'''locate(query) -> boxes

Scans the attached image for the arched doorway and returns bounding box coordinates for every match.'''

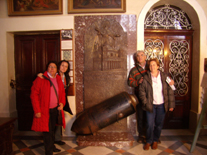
[144,4,193,128]
[137,0,207,131]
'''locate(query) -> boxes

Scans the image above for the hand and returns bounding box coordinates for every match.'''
[58,103,63,110]
[37,73,43,79]
[169,78,174,85]
[35,112,41,118]
[169,108,174,111]
[139,77,144,84]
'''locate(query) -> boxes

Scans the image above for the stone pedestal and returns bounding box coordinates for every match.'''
[77,132,134,147]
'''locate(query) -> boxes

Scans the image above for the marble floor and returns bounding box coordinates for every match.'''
[12,129,207,155]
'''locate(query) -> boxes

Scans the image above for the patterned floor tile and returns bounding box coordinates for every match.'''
[183,143,202,155]
[64,140,78,148]
[13,140,28,149]
[127,144,163,155]
[13,143,20,152]
[195,146,207,155]
[175,143,192,154]
[66,148,77,153]
[14,152,24,155]
[78,146,114,155]
[19,147,30,152]
[12,131,207,155]
[115,149,126,153]
[30,146,45,155]
[164,148,174,153]
[168,141,184,150]
[21,139,43,147]
[107,152,122,155]
[159,141,178,148]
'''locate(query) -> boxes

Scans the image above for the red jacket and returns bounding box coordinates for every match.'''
[30,71,66,132]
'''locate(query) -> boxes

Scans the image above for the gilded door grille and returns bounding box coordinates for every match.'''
[144,39,164,71]
[144,4,192,30]
[169,40,189,96]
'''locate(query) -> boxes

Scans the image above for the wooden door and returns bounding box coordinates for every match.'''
[15,33,60,130]
[144,30,193,129]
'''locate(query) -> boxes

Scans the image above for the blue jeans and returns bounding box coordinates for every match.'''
[146,104,166,144]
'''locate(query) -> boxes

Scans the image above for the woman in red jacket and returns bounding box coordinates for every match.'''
[30,61,65,155]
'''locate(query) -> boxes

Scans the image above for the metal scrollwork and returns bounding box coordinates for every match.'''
[144,4,192,30]
[144,39,164,71]
[169,40,189,96]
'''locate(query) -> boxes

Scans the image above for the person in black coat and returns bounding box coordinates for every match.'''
[54,60,73,146]
[57,60,73,114]
[139,58,175,150]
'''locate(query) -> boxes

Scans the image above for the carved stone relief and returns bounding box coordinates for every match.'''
[84,18,128,132]
[85,19,127,72]
[75,15,137,135]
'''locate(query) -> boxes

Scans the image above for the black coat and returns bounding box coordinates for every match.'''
[138,71,175,113]
[63,75,73,115]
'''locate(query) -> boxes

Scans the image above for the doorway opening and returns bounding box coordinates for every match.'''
[14,31,60,130]
[144,4,194,129]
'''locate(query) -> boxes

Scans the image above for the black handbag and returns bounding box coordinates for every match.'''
[42,75,63,126]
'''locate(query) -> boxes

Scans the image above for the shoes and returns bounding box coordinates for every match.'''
[144,143,151,150]
[152,141,158,150]
[53,147,61,152]
[54,140,66,145]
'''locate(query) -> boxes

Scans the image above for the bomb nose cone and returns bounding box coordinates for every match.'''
[71,122,77,133]
[71,92,138,135]
[71,112,92,135]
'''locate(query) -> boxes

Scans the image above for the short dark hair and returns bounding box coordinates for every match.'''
[46,61,58,71]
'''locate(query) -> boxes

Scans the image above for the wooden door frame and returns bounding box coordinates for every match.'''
[14,31,61,130]
[144,29,194,128]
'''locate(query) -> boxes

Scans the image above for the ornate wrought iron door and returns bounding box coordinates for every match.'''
[145,30,193,128]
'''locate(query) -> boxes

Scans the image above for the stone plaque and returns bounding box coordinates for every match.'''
[84,18,128,132]
[75,15,137,136]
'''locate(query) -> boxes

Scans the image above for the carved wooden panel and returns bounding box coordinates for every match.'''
[15,34,60,130]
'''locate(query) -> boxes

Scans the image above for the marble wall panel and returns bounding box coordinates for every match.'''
[75,15,137,135]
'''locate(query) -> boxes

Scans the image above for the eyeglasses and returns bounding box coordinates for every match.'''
[48,66,57,69]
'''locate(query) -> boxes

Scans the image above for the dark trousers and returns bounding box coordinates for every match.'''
[136,102,146,137]
[146,104,165,144]
[43,107,58,155]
